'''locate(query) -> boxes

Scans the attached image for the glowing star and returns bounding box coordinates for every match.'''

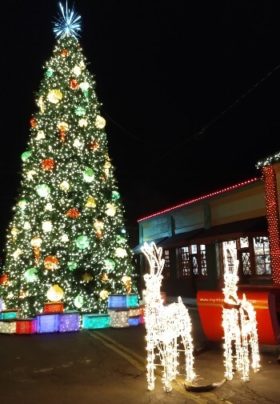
[59,181,70,192]
[141,242,196,392]
[53,1,81,38]
[105,203,116,217]
[36,130,45,141]
[61,234,69,243]
[73,138,84,148]
[72,65,81,76]
[12,248,22,259]
[45,203,54,211]
[78,118,88,127]
[115,247,127,258]
[79,82,90,91]
[42,221,53,233]
[222,243,260,382]
[23,222,31,230]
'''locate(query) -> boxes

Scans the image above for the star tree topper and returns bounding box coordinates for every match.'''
[53,1,81,38]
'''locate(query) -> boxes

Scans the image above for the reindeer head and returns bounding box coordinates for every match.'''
[223,243,239,302]
[141,242,165,296]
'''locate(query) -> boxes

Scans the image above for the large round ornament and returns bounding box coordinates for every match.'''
[95,115,106,129]
[78,118,88,127]
[21,150,32,162]
[75,235,90,250]
[59,181,70,192]
[57,121,69,132]
[72,65,81,76]
[24,267,38,283]
[31,236,42,247]
[105,203,116,217]
[104,258,116,271]
[83,167,95,183]
[112,191,120,200]
[30,117,37,128]
[45,68,54,77]
[47,284,64,302]
[67,261,78,271]
[44,255,59,270]
[70,79,79,89]
[18,199,28,210]
[41,158,55,171]
[47,89,63,104]
[42,221,53,233]
[36,184,50,198]
[115,247,127,258]
[100,290,109,300]
[60,48,69,57]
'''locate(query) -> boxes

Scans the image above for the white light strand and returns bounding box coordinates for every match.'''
[141,242,195,392]
[222,243,261,382]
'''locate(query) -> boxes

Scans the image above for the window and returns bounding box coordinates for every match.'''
[163,249,171,279]
[221,236,271,278]
[177,244,207,278]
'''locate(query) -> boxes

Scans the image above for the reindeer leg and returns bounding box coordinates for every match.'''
[146,336,156,391]
[223,311,234,380]
[162,342,173,392]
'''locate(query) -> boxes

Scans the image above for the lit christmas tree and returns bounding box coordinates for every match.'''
[0,2,137,317]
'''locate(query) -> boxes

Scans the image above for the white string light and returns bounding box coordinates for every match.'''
[222,242,261,382]
[141,242,195,392]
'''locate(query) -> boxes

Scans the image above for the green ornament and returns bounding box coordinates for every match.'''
[83,167,95,183]
[18,199,28,210]
[21,151,32,162]
[67,261,78,271]
[23,267,38,283]
[116,235,126,245]
[104,258,116,271]
[45,68,54,77]
[112,191,120,200]
[75,106,86,116]
[74,295,84,309]
[75,235,90,250]
[82,90,89,98]
[36,184,50,198]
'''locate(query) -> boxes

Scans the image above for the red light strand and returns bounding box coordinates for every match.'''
[263,166,280,285]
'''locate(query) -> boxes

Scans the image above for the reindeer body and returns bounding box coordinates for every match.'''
[142,242,195,392]
[222,245,261,382]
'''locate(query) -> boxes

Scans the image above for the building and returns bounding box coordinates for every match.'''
[135,152,280,343]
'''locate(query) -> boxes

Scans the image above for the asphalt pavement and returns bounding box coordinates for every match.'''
[0,309,280,403]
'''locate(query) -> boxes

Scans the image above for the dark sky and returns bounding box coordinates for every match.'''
[1,0,280,247]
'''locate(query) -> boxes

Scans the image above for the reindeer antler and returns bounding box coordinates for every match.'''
[223,244,239,275]
[141,242,165,275]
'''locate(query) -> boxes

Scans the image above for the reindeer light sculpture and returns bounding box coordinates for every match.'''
[141,242,196,392]
[222,242,260,382]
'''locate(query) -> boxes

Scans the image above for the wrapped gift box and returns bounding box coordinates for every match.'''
[36,313,60,333]
[0,310,18,320]
[43,302,64,313]
[108,309,129,328]
[82,313,111,329]
[126,294,139,308]
[0,320,17,334]
[108,295,127,309]
[128,316,140,327]
[58,312,80,332]
[16,319,37,334]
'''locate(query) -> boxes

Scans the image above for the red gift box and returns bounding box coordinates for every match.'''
[43,302,64,313]
[16,319,37,334]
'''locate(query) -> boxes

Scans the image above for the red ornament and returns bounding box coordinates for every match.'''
[44,256,59,270]
[0,274,8,285]
[88,140,100,151]
[41,158,55,171]
[30,117,37,128]
[66,208,81,219]
[59,131,66,142]
[70,79,79,90]
[61,48,69,57]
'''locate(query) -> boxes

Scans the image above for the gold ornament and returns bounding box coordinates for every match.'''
[100,290,109,300]
[11,227,20,240]
[57,121,69,132]
[122,275,132,293]
[47,284,64,302]
[105,203,117,217]
[37,96,45,113]
[47,89,63,104]
[82,272,93,283]
[59,181,70,192]
[100,272,109,282]
[79,118,88,127]
[85,196,96,208]
[31,236,42,264]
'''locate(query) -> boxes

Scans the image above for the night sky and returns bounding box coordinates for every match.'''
[1,0,280,249]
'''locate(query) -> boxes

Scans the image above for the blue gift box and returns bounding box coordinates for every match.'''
[36,313,60,333]
[82,313,111,329]
[58,312,80,332]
